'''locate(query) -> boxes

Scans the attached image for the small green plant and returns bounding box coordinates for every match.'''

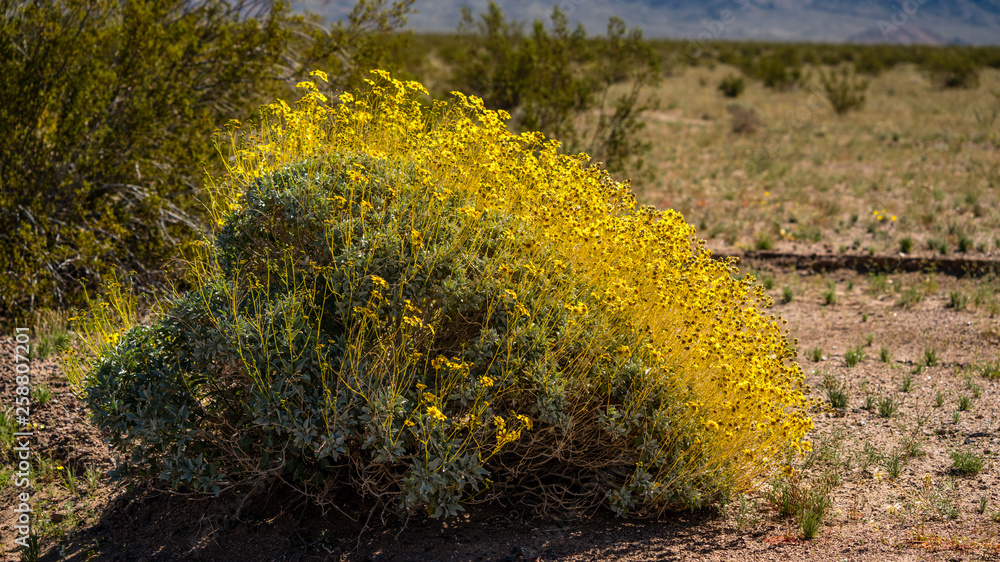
[61,463,77,494]
[958,396,972,411]
[899,375,913,393]
[30,310,73,360]
[957,233,974,253]
[808,347,824,362]
[864,333,874,346]
[928,237,949,255]
[949,291,967,311]
[861,312,868,322]
[863,394,875,411]
[761,275,774,290]
[876,396,899,418]
[970,382,982,399]
[85,466,102,494]
[822,287,837,306]
[826,379,849,410]
[18,533,41,562]
[782,286,794,303]
[0,408,16,451]
[845,346,864,368]
[923,347,939,368]
[953,411,961,424]
[884,451,905,480]
[766,477,801,518]
[754,231,774,250]
[899,236,914,253]
[718,73,746,98]
[764,476,831,539]
[976,360,1000,379]
[30,385,52,406]
[951,450,983,475]
[859,441,882,470]
[898,285,924,307]
[730,494,760,528]
[935,391,945,408]
[978,496,989,514]
[901,434,925,457]
[879,346,891,363]
[868,273,889,295]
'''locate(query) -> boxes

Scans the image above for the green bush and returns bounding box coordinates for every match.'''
[449,2,660,180]
[818,65,868,115]
[921,49,981,89]
[72,72,812,520]
[718,74,746,98]
[0,0,415,319]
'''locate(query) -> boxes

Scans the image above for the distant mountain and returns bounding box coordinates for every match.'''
[292,0,1000,44]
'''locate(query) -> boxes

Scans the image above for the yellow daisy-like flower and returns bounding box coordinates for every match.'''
[426,406,447,421]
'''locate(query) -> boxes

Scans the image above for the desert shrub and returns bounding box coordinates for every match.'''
[71,71,812,520]
[921,49,981,89]
[718,74,746,98]
[449,2,660,181]
[0,0,415,319]
[818,65,868,115]
[744,48,803,90]
[727,103,762,135]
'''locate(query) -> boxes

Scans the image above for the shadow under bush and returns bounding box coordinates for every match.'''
[72,71,813,521]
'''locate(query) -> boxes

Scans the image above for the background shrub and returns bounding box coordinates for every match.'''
[0,0,415,319]
[71,71,812,520]
[819,65,869,115]
[718,74,746,98]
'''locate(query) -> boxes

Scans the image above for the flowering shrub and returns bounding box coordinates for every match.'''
[73,70,812,519]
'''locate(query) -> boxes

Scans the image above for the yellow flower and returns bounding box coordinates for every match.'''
[426,406,447,421]
[479,376,495,388]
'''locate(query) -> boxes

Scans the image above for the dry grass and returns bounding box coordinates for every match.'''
[627,64,1000,257]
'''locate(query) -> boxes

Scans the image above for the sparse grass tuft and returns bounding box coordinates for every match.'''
[822,286,837,306]
[950,450,983,475]
[884,451,905,480]
[782,287,794,303]
[901,434,925,457]
[949,291,967,311]
[845,346,864,367]
[879,346,891,363]
[824,376,849,410]
[899,374,913,393]
[958,396,972,411]
[899,236,913,253]
[808,347,823,362]
[923,347,939,368]
[976,360,1000,379]
[876,395,900,418]
[31,385,52,406]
